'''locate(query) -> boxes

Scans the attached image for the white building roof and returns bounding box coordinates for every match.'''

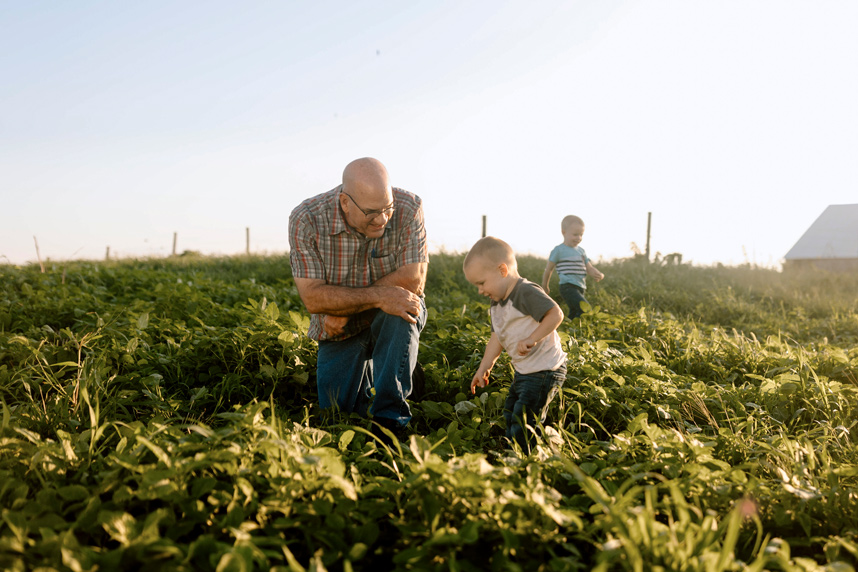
[784,204,858,260]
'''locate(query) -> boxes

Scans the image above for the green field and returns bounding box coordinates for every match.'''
[1,253,857,571]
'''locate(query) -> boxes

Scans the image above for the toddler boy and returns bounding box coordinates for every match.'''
[463,236,567,452]
[542,215,604,319]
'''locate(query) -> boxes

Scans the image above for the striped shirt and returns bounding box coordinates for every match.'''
[289,185,428,341]
[549,244,589,290]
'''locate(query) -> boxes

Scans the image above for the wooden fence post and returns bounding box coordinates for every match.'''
[33,236,45,273]
[172,232,177,256]
[645,212,652,262]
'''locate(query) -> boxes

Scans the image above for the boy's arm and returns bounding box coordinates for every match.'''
[586,261,604,282]
[541,261,556,293]
[515,305,564,356]
[471,333,504,393]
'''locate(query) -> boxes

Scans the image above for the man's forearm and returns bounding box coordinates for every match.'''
[294,262,427,317]
[373,262,427,296]
[298,282,388,316]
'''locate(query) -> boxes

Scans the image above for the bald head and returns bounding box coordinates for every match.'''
[342,158,390,199]
[339,157,395,238]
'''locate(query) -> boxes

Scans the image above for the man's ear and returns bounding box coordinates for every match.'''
[339,193,353,220]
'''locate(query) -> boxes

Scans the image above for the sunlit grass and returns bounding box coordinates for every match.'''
[1,254,857,570]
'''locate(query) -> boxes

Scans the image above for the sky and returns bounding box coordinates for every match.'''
[2,1,857,269]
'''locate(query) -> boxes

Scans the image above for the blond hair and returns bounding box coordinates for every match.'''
[561,215,585,233]
[464,236,518,272]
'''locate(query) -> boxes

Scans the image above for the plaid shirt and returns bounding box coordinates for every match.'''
[289,185,428,341]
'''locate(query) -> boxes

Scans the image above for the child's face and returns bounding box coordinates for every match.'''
[562,223,585,247]
[464,259,514,302]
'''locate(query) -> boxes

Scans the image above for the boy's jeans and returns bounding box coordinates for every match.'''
[559,283,588,319]
[503,364,567,451]
[316,297,427,428]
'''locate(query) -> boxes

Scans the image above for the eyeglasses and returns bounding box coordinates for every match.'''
[343,192,395,219]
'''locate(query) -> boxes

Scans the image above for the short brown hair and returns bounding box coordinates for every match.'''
[464,236,517,271]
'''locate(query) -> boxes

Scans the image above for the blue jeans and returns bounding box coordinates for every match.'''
[316,297,426,428]
[503,365,566,451]
[559,283,588,319]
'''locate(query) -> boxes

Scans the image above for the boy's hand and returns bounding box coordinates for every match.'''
[594,270,604,281]
[470,368,490,394]
[516,338,536,356]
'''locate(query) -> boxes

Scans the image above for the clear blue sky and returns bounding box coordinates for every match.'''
[2,1,856,268]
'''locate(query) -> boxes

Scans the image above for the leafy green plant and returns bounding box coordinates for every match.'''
[1,254,857,570]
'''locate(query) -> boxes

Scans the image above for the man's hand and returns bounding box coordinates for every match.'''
[376,285,422,324]
[322,315,349,337]
[293,262,426,322]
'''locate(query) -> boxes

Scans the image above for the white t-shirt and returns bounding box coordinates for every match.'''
[490,278,567,375]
